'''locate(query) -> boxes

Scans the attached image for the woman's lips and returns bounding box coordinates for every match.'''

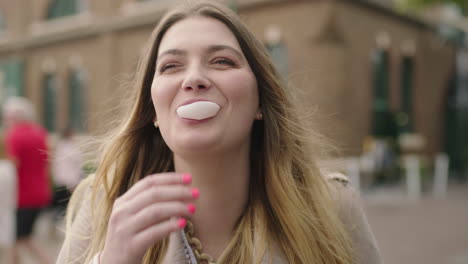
[176,101,220,120]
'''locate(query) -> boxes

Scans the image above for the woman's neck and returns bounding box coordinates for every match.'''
[174,145,250,259]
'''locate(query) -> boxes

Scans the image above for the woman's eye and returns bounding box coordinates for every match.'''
[213,58,235,66]
[159,63,178,73]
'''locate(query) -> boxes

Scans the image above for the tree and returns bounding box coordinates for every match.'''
[396,0,467,16]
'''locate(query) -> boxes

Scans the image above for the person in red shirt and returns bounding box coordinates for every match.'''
[3,97,52,264]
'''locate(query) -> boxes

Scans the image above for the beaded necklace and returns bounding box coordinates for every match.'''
[184,220,217,264]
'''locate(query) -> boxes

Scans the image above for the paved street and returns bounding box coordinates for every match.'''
[1,184,467,264]
[364,184,468,264]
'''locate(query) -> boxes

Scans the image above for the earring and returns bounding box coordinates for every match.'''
[153,120,159,128]
[256,112,263,120]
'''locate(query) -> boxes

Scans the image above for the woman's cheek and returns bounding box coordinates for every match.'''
[152,80,176,109]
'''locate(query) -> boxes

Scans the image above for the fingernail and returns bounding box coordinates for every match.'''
[187,203,196,214]
[182,173,192,184]
[191,188,200,199]
[178,218,187,228]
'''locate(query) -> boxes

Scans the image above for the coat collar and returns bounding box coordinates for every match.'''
[163,231,287,264]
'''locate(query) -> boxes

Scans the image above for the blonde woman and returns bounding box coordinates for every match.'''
[57,1,381,263]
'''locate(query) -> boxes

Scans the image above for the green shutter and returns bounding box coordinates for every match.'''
[69,70,86,132]
[43,74,57,132]
[372,50,389,111]
[372,49,396,138]
[266,43,289,77]
[47,0,78,20]
[0,11,6,31]
[399,56,413,132]
[0,59,24,127]
[229,0,238,13]
[444,75,458,172]
[0,59,24,98]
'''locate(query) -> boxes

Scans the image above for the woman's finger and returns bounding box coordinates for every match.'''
[121,185,199,215]
[124,201,195,234]
[132,217,186,253]
[120,172,192,201]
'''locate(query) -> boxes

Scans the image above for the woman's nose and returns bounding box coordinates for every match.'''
[181,67,211,91]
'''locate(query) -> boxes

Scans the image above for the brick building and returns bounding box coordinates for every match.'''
[0,0,457,157]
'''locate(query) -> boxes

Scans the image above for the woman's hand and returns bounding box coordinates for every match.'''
[100,173,198,264]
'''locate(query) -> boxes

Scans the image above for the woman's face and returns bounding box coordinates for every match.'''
[151,16,259,155]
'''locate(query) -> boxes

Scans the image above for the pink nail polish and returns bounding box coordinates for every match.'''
[182,173,192,184]
[187,204,196,214]
[178,218,187,228]
[191,188,200,199]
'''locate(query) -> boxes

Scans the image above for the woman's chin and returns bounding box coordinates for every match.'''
[172,135,221,154]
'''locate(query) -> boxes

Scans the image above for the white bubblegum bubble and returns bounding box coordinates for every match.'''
[176,101,220,120]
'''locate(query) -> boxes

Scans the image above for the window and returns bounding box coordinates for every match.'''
[43,73,58,132]
[68,70,87,132]
[47,0,87,20]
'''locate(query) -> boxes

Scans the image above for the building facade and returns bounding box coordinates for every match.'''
[0,0,457,158]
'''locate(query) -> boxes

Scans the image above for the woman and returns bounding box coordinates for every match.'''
[58,1,381,263]
[51,126,84,220]
[3,97,52,264]
[0,134,17,263]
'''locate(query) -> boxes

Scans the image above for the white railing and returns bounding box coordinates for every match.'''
[340,153,450,201]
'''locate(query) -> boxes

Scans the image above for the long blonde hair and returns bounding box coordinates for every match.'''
[66,1,354,263]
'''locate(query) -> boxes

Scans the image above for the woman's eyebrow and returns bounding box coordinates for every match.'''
[157,49,187,60]
[157,45,243,60]
[206,45,243,58]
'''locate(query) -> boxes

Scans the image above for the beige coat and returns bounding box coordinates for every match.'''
[56,173,382,264]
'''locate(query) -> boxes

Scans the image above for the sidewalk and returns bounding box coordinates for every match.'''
[363,184,468,264]
[1,212,65,264]
[3,184,467,264]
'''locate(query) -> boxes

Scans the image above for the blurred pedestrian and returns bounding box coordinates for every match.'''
[51,125,84,218]
[0,134,17,263]
[3,97,52,264]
